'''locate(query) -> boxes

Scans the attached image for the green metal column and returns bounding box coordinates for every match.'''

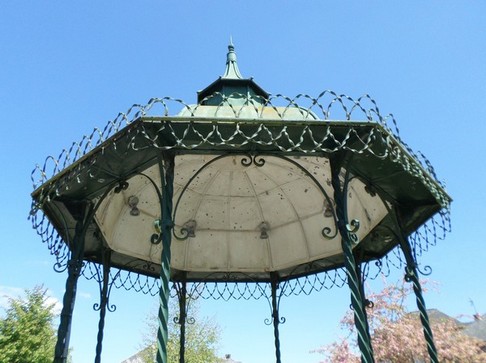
[355,260,374,358]
[330,157,374,363]
[94,248,112,363]
[54,202,93,363]
[397,231,438,363]
[176,280,187,363]
[156,154,175,363]
[270,273,282,363]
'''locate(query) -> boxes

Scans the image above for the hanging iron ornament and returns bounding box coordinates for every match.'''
[30,43,450,363]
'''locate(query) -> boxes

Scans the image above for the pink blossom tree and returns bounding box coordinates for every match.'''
[314,282,486,362]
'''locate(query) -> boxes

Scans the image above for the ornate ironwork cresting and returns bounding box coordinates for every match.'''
[31,43,451,363]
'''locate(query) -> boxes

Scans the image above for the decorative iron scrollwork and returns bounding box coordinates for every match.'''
[93,300,117,313]
[322,226,338,240]
[241,154,265,167]
[53,261,68,273]
[173,220,197,241]
[93,262,119,313]
[417,264,432,276]
[174,315,195,325]
[151,219,162,244]
[404,264,432,282]
[142,262,156,272]
[173,227,189,241]
[264,315,286,326]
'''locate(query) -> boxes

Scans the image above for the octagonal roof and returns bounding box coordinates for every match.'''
[31,44,451,285]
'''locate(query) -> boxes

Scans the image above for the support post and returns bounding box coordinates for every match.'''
[156,153,175,363]
[270,273,282,363]
[397,231,438,363]
[330,157,374,363]
[355,259,374,358]
[177,280,187,363]
[54,202,93,363]
[94,248,112,363]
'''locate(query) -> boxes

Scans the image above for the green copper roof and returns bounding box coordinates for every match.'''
[197,41,269,105]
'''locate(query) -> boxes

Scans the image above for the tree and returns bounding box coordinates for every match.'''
[140,295,220,363]
[0,285,57,363]
[314,281,486,362]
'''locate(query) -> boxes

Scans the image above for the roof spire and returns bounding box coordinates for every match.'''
[222,38,243,79]
[197,41,269,104]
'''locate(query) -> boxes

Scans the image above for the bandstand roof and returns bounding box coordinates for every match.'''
[31,43,451,287]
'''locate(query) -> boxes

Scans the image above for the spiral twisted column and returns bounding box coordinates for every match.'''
[156,154,175,363]
[355,260,374,358]
[54,202,93,363]
[397,231,438,363]
[176,281,187,363]
[270,274,282,363]
[94,248,112,363]
[330,157,374,363]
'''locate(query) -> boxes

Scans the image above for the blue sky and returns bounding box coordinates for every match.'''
[1,2,485,363]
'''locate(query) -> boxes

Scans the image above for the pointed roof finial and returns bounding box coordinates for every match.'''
[197,40,269,104]
[222,37,243,79]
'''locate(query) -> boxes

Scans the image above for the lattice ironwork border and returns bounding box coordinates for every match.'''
[29,92,451,298]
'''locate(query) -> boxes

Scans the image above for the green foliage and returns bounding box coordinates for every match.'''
[140,296,220,363]
[0,286,57,363]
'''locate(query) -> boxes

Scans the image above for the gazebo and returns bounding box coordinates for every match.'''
[31,42,451,363]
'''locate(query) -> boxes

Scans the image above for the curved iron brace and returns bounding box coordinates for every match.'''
[172,280,198,326]
[172,153,265,241]
[93,252,120,313]
[329,153,375,363]
[261,278,287,328]
[172,278,201,363]
[134,172,165,245]
[54,179,127,363]
[171,153,236,241]
[245,153,341,240]
[172,152,340,241]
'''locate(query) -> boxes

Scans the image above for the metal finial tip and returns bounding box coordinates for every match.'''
[223,38,242,79]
